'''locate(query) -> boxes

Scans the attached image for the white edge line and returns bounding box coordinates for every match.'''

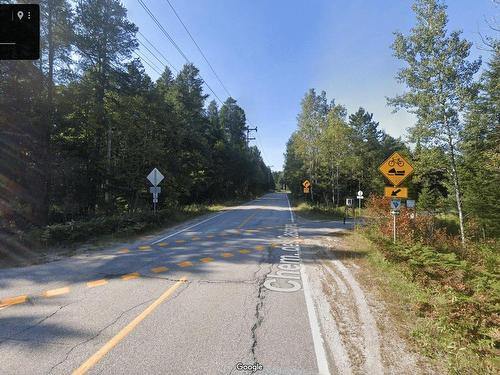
[301,265,331,375]
[286,194,330,375]
[151,212,225,244]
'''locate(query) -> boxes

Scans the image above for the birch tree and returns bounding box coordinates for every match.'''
[388,0,481,246]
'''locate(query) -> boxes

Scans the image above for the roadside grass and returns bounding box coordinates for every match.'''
[346,230,499,374]
[292,200,347,220]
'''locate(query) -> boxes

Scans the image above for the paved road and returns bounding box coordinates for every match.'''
[0,192,353,375]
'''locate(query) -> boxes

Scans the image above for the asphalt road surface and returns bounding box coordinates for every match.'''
[0,193,355,375]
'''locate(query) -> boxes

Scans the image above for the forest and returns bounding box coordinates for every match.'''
[282,3,498,369]
[284,0,499,243]
[0,0,273,237]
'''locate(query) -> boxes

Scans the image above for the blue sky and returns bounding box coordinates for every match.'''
[122,0,497,171]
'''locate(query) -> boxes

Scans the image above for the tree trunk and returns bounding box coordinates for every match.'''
[336,164,340,208]
[39,0,55,226]
[444,115,466,247]
[448,136,466,247]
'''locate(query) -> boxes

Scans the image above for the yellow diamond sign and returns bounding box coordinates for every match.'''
[378,152,414,186]
[302,180,311,188]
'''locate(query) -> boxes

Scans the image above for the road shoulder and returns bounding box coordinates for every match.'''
[298,219,444,374]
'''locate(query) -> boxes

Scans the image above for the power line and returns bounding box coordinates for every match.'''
[135,49,162,72]
[137,38,166,70]
[256,131,271,167]
[137,0,224,104]
[137,30,178,73]
[133,50,162,76]
[163,0,232,98]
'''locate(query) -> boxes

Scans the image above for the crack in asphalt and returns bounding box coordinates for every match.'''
[46,283,189,375]
[248,245,274,372]
[0,298,82,347]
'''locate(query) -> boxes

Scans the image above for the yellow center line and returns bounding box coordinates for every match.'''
[43,287,70,298]
[151,266,168,273]
[117,248,129,254]
[255,245,265,251]
[177,261,193,268]
[239,249,251,254]
[175,240,186,244]
[200,257,214,263]
[157,242,168,247]
[221,252,234,258]
[72,277,187,375]
[138,246,151,251]
[0,295,27,308]
[87,279,108,288]
[121,272,140,280]
[238,212,257,229]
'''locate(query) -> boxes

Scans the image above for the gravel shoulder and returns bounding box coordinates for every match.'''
[298,219,443,374]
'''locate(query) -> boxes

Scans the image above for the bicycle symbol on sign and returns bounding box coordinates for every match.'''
[388,157,405,167]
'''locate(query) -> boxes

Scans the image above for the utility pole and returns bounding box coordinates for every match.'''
[244,126,257,145]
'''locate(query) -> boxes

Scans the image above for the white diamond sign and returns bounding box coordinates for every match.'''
[147,168,164,187]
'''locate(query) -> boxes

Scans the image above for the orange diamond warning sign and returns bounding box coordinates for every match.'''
[378,152,414,186]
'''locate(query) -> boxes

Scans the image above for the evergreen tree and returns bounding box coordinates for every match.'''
[74,0,138,209]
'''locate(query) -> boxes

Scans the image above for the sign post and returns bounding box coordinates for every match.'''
[390,199,401,243]
[356,190,363,226]
[147,168,164,214]
[345,198,353,225]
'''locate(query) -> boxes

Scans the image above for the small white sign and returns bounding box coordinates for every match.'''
[346,198,353,207]
[357,190,363,196]
[147,168,164,187]
[406,199,416,208]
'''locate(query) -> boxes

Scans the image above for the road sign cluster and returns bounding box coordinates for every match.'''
[378,152,415,243]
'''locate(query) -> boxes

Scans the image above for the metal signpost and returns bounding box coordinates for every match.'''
[344,198,354,225]
[390,199,401,243]
[147,168,164,214]
[356,190,363,226]
[378,152,414,244]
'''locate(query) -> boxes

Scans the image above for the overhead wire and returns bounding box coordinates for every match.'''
[135,1,269,167]
[133,51,163,76]
[137,30,178,73]
[136,0,224,104]
[162,0,232,98]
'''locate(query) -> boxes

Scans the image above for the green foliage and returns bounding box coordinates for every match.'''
[38,205,212,245]
[361,231,500,373]
[284,90,404,206]
[388,0,482,245]
[0,0,273,234]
